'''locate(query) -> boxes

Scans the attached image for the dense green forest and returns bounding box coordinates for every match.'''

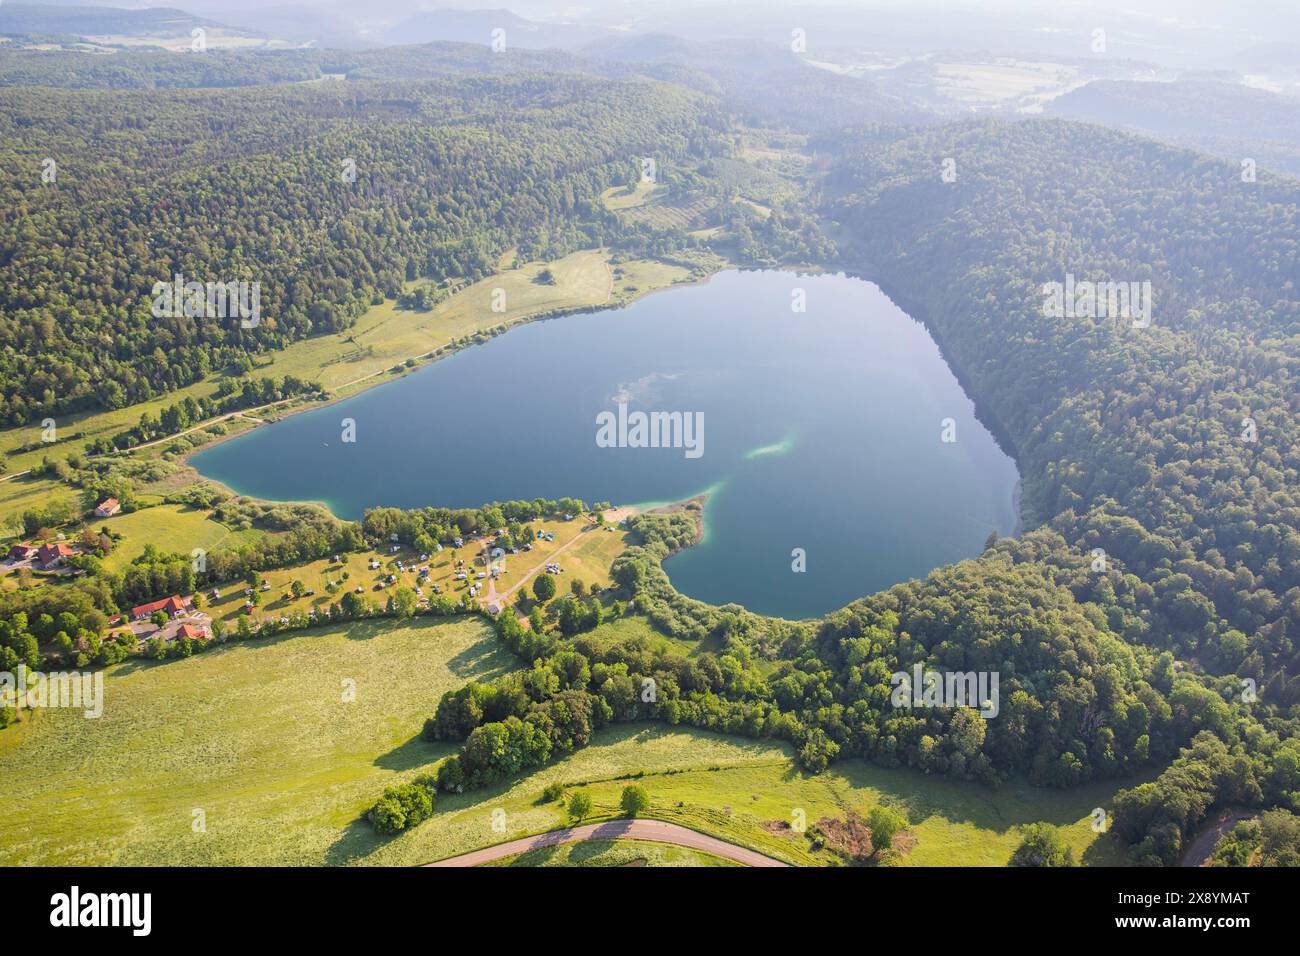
[821,118,1298,676]
[815,117,1300,858]
[2,40,1297,865]
[0,72,724,421]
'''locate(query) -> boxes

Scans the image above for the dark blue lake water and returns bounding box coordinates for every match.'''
[192,270,1019,618]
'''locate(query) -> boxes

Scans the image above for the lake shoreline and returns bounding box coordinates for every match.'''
[179,255,735,512]
[187,268,1019,619]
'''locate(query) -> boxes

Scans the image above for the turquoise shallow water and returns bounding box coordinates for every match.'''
[192,270,1018,618]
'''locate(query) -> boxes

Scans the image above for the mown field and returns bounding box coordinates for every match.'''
[97,504,262,573]
[0,606,1141,867]
[411,724,1137,867]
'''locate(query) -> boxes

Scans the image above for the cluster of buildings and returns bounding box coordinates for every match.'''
[118,594,211,645]
[5,499,121,572]
[6,540,78,571]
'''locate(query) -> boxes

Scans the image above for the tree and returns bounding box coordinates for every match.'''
[1010,823,1075,867]
[533,574,557,603]
[391,586,418,619]
[620,785,649,817]
[866,805,907,857]
[291,580,305,599]
[568,791,593,821]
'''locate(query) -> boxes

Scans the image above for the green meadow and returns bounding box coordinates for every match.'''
[0,616,518,866]
[97,504,262,573]
[0,612,1140,867]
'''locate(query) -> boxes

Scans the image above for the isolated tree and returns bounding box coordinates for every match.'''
[620,785,649,817]
[866,805,907,857]
[569,791,593,821]
[1010,823,1075,867]
[533,574,557,603]
[391,586,418,619]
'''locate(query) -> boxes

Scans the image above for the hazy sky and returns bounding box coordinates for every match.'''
[22,0,1300,63]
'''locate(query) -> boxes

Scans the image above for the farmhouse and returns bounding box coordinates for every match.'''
[36,542,75,570]
[94,497,121,518]
[130,595,188,621]
[6,543,35,562]
[174,622,207,642]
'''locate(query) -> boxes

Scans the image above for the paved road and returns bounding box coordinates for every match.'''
[1181,810,1254,867]
[426,819,789,867]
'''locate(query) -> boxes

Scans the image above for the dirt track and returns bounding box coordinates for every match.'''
[425,819,789,867]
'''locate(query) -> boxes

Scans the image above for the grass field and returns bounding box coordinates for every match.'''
[602,183,714,230]
[358,721,1138,867]
[488,839,737,867]
[0,615,517,866]
[601,181,660,210]
[0,474,78,539]
[97,504,262,573]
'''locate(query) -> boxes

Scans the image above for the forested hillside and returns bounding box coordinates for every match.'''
[0,74,723,421]
[823,118,1298,673]
[801,118,1300,858]
[1047,79,1300,177]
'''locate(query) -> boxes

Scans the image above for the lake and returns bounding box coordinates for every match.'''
[192,270,1019,619]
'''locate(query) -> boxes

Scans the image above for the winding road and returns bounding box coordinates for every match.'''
[426,819,789,867]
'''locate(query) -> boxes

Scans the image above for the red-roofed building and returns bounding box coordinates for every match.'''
[94,497,121,518]
[7,543,35,562]
[174,622,206,641]
[130,595,188,621]
[36,542,75,570]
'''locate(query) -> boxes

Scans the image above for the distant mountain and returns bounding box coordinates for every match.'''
[1215,41,1300,75]
[1046,79,1300,176]
[0,3,226,37]
[379,8,601,51]
[583,33,934,131]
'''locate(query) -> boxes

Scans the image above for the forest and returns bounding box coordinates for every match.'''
[0,72,724,422]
